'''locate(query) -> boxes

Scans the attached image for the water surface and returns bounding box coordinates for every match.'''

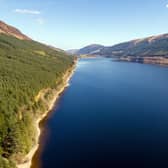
[40,58,168,168]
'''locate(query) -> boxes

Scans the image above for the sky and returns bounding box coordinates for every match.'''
[1,0,168,49]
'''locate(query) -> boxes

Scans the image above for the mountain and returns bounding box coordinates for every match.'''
[67,33,168,65]
[87,34,168,65]
[66,45,104,55]
[0,21,75,168]
[68,44,103,55]
[96,34,168,57]
[66,49,79,55]
[0,20,31,40]
[77,44,104,55]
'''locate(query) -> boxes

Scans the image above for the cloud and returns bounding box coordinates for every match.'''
[14,9,41,15]
[36,18,45,25]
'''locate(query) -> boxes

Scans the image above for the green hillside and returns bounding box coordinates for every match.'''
[0,34,74,167]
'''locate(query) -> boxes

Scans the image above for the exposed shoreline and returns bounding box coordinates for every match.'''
[114,56,168,66]
[17,61,77,168]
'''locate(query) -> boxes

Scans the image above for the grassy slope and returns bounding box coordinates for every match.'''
[99,35,168,57]
[0,34,74,167]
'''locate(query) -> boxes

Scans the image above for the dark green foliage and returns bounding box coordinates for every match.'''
[0,34,74,166]
[0,156,16,168]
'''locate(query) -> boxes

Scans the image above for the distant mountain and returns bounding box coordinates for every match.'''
[83,34,168,65]
[74,44,104,55]
[66,49,79,55]
[66,44,104,55]
[96,34,168,58]
[0,20,31,40]
[74,34,168,65]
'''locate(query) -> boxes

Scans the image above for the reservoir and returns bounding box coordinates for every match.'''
[38,58,168,168]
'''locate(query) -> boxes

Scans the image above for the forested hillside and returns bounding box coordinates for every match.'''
[0,34,74,167]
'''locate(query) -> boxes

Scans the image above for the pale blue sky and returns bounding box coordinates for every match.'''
[1,0,168,49]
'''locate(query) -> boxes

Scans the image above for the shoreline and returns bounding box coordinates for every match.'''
[17,61,77,168]
[114,56,168,66]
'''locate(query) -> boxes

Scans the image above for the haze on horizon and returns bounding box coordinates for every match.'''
[1,0,168,50]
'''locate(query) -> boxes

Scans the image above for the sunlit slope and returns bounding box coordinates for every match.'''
[0,34,74,167]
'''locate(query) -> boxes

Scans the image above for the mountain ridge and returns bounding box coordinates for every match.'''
[97,33,168,57]
[67,44,104,55]
[72,33,168,65]
[0,20,31,40]
[73,33,168,57]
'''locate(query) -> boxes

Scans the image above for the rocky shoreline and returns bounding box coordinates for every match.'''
[115,56,168,66]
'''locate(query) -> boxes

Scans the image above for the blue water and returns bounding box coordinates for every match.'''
[40,58,168,168]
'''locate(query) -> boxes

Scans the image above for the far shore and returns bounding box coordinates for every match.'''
[17,61,77,168]
[112,56,168,66]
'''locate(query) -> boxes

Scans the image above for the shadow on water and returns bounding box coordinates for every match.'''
[31,89,69,168]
